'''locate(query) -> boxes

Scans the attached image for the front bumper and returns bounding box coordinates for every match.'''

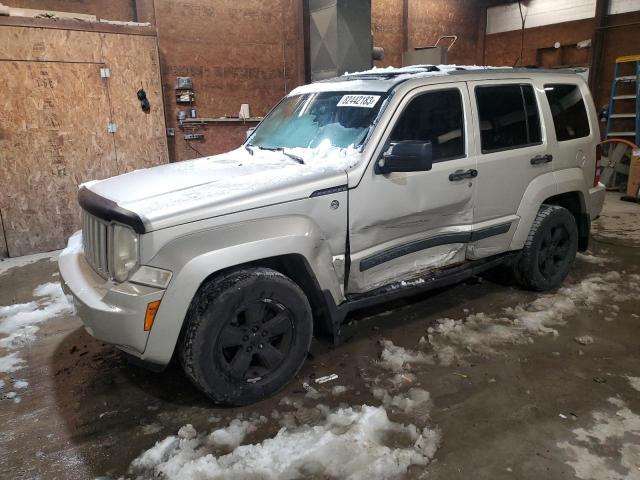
[58,232,165,358]
[588,183,606,220]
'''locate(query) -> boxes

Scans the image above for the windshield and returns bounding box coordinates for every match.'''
[247,91,386,151]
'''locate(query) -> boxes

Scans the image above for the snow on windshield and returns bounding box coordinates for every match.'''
[248,92,385,151]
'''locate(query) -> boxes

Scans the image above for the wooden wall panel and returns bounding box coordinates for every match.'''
[408,0,481,65]
[154,0,305,161]
[0,23,168,256]
[101,33,169,172]
[372,0,482,69]
[0,61,117,256]
[0,25,102,62]
[372,0,404,68]
[2,0,135,21]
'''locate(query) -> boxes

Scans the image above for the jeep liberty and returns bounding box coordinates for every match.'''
[59,65,606,405]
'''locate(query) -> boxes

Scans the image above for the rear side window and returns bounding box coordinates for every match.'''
[544,84,590,141]
[389,89,465,162]
[476,84,542,153]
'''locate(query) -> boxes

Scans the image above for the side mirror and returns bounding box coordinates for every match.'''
[375,141,433,174]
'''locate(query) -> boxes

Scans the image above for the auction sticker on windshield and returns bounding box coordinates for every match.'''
[337,94,381,108]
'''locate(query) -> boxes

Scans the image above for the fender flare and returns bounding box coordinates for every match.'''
[510,168,588,250]
[141,216,344,365]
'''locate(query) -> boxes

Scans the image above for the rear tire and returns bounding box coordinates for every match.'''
[179,267,313,405]
[513,205,578,291]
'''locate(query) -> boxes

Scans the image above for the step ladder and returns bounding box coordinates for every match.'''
[606,55,640,146]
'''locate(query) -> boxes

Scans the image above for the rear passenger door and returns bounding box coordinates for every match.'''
[467,80,551,259]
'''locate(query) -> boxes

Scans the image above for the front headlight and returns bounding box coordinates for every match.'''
[111,224,139,282]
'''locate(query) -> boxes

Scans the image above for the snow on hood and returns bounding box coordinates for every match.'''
[86,145,360,230]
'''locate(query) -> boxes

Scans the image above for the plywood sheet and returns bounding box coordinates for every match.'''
[372,0,404,68]
[2,0,135,21]
[0,25,102,62]
[101,33,169,172]
[0,61,117,256]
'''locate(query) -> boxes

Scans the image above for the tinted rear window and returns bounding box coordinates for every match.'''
[476,84,542,153]
[544,84,590,141]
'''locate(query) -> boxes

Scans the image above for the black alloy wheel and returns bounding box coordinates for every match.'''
[180,267,313,405]
[217,299,295,383]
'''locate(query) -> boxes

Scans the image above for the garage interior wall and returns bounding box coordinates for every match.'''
[154,0,305,161]
[372,0,484,68]
[0,20,168,258]
[483,0,640,109]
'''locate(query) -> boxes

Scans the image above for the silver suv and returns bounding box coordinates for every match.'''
[59,65,606,405]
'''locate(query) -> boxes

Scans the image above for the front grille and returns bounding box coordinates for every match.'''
[81,210,109,277]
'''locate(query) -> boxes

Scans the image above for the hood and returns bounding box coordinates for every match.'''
[85,147,358,231]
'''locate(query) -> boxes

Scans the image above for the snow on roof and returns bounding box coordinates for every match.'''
[291,64,582,95]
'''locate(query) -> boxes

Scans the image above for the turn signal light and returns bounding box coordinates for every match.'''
[144,300,161,331]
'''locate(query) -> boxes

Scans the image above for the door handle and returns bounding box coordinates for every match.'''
[449,169,478,181]
[530,154,553,165]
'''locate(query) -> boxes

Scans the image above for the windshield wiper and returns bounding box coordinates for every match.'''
[256,146,305,164]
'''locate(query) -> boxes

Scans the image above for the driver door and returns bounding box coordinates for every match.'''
[347,83,477,294]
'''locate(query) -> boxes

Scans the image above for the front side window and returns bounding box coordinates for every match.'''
[476,84,542,153]
[248,91,386,152]
[544,84,590,141]
[389,89,465,162]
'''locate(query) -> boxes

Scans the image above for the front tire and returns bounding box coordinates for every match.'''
[513,205,578,291]
[179,267,313,405]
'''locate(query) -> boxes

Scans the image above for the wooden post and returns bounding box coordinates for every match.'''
[589,0,608,95]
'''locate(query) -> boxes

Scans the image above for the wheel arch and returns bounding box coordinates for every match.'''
[142,229,344,366]
[541,190,589,251]
[511,169,590,251]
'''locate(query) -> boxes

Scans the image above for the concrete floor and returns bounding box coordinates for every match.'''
[1,192,639,479]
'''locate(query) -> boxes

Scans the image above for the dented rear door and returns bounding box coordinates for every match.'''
[347,82,477,294]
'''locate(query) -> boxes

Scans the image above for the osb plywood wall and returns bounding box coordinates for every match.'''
[372,0,483,69]
[1,0,136,20]
[154,0,305,161]
[0,25,168,257]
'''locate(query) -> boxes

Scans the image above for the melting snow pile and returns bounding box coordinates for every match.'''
[557,398,640,480]
[426,271,640,365]
[0,282,72,373]
[378,339,432,372]
[129,403,440,480]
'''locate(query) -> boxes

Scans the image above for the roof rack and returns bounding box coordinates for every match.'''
[343,64,444,79]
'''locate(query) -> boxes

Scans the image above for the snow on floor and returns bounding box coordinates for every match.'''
[129,403,440,480]
[0,251,59,277]
[0,352,24,374]
[557,398,640,480]
[575,252,610,265]
[626,376,640,392]
[0,281,72,373]
[378,339,433,372]
[424,271,640,365]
